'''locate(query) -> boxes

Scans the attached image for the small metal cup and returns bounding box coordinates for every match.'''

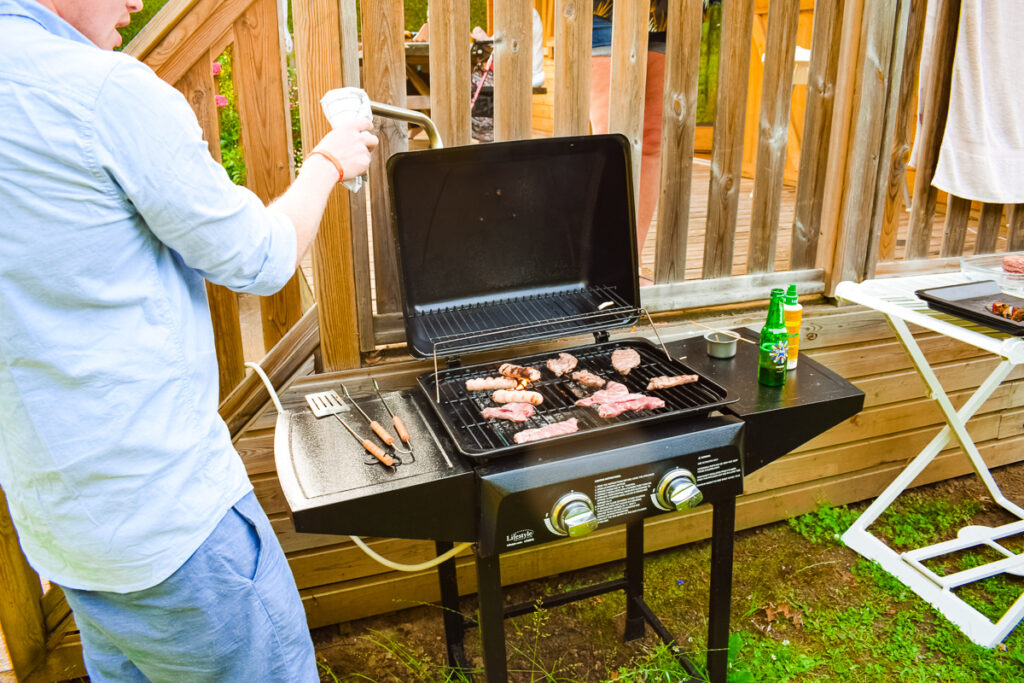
[705,331,738,359]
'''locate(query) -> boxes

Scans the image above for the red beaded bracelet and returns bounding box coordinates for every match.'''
[307,150,346,183]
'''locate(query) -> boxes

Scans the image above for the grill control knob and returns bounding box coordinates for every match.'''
[550,492,599,538]
[657,468,703,511]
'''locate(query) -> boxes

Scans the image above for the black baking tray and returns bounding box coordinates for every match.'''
[915,280,1024,334]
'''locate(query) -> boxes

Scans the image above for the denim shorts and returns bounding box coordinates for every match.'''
[62,491,318,682]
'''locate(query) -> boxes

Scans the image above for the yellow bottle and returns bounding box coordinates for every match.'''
[783,284,802,370]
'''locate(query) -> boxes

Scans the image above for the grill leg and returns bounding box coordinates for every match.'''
[476,551,508,682]
[623,518,646,641]
[435,541,468,670]
[707,498,736,683]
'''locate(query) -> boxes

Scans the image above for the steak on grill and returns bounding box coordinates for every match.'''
[611,348,641,375]
[597,396,666,418]
[546,352,578,377]
[571,369,606,388]
[647,374,699,390]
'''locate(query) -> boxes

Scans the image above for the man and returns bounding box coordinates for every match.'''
[0,0,377,680]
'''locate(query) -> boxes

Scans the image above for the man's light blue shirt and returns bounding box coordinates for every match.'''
[0,0,297,592]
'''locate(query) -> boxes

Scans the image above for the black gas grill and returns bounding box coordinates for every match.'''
[275,135,864,682]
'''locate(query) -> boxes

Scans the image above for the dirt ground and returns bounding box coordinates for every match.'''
[311,462,1024,682]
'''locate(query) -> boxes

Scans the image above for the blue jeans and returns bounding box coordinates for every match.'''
[62,492,317,682]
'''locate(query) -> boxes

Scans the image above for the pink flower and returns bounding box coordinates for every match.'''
[212,61,222,76]
[215,95,228,109]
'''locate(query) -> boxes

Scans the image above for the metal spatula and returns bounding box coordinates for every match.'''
[305,390,349,418]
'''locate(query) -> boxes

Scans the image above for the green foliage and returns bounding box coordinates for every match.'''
[214,50,246,186]
[787,503,859,546]
[726,632,821,683]
[873,493,981,549]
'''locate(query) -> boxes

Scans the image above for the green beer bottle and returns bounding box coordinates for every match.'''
[758,288,789,386]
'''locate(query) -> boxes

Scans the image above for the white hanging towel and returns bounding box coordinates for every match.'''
[931,0,1024,203]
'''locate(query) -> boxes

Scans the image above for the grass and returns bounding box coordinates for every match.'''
[315,484,1024,682]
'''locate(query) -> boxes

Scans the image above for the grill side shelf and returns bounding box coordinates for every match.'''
[418,338,736,458]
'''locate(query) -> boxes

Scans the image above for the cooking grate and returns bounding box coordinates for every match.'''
[409,285,635,359]
[419,339,735,457]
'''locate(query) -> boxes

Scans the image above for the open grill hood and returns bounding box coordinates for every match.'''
[387,134,640,359]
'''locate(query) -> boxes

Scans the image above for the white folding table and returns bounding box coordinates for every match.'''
[836,273,1024,647]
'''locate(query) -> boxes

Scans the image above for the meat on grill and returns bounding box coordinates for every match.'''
[498,363,541,382]
[597,396,665,418]
[481,402,535,422]
[571,369,606,388]
[546,352,578,377]
[990,301,1024,322]
[574,381,631,406]
[466,376,518,391]
[575,381,665,417]
[611,348,641,375]
[493,389,544,405]
[647,374,699,390]
[1004,254,1024,273]
[513,418,579,444]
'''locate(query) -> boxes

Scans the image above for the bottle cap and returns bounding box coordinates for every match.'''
[784,284,798,305]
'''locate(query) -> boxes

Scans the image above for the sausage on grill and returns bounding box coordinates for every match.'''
[498,363,541,382]
[492,389,543,405]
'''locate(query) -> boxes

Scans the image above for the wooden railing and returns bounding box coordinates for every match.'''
[0,1,940,679]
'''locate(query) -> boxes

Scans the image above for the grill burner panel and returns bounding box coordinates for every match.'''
[420,337,735,458]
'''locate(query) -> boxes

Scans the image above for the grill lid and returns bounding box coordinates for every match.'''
[387,134,639,359]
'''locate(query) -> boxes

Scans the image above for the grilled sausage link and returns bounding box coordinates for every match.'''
[466,376,518,391]
[492,389,544,405]
[497,363,541,381]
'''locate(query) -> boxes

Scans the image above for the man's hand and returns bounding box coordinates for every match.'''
[312,119,378,181]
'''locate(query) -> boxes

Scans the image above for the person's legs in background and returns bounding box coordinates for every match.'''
[590,50,667,258]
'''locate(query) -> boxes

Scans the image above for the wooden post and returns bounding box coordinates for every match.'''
[703,0,754,278]
[652,0,703,283]
[905,0,960,259]
[553,0,592,136]
[293,0,361,370]
[429,0,472,146]
[747,0,800,274]
[975,203,1003,255]
[789,0,843,270]
[0,488,46,679]
[362,0,407,317]
[1009,205,1024,252]
[940,195,972,257]
[608,0,650,213]
[877,0,927,263]
[493,0,532,141]
[234,0,306,351]
[820,0,906,293]
[337,0,376,353]
[178,55,247,398]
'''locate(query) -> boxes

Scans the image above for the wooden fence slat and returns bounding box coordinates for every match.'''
[608,0,650,211]
[1009,204,1024,252]
[493,0,533,141]
[293,0,361,370]
[905,0,960,259]
[703,0,754,278]
[940,194,971,257]
[789,0,842,269]
[176,55,247,397]
[975,202,1004,254]
[234,0,305,351]
[334,0,376,353]
[747,0,800,273]
[652,0,704,283]
[139,0,254,87]
[878,0,927,263]
[362,0,407,317]
[0,489,46,679]
[429,0,472,146]
[553,0,592,136]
